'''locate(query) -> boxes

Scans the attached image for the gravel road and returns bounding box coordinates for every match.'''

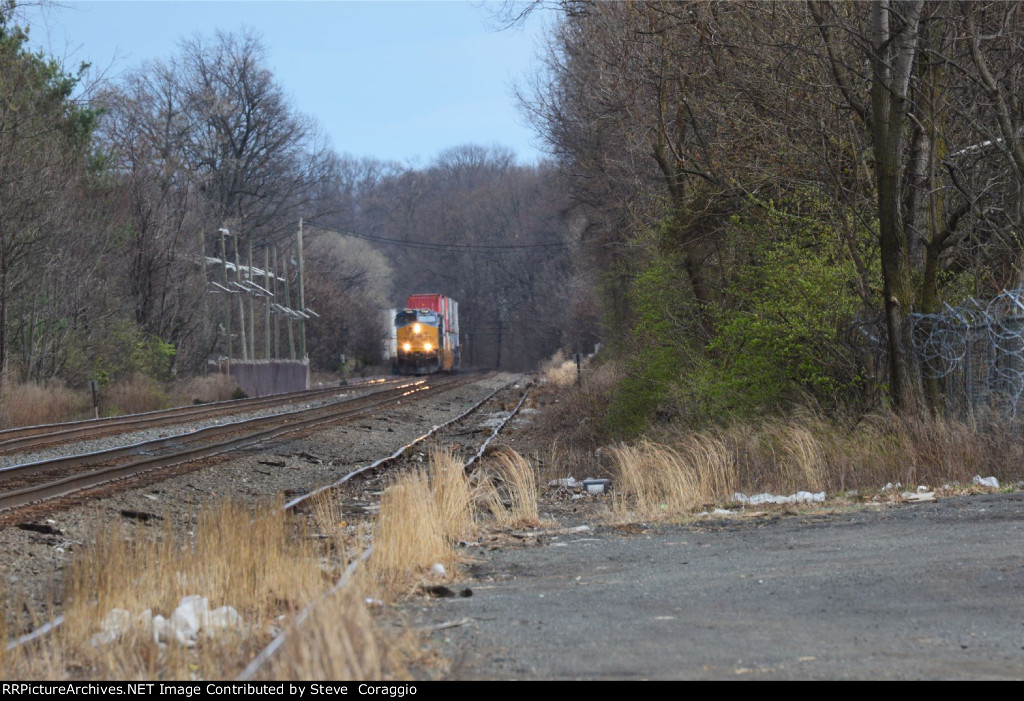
[415,493,1024,680]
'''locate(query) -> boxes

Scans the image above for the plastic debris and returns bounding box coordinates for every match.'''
[732,491,826,505]
[91,596,243,647]
[972,475,1000,489]
[548,477,579,488]
[89,608,133,646]
[205,606,242,633]
[711,508,732,515]
[583,478,610,494]
[430,562,447,577]
[882,482,903,491]
[902,491,936,503]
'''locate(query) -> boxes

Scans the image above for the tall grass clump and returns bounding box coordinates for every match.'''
[486,450,542,528]
[623,409,1024,517]
[540,349,580,387]
[428,449,477,544]
[610,437,737,520]
[104,373,169,415]
[0,380,87,428]
[170,374,240,406]
[368,470,455,598]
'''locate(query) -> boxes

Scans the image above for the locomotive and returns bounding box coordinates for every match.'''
[393,294,460,375]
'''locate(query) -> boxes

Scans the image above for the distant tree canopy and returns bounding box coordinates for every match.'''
[307,145,585,372]
[0,7,581,396]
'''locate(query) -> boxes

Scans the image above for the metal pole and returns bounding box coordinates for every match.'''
[282,245,295,360]
[272,245,280,359]
[264,245,271,359]
[296,218,307,360]
[233,231,248,361]
[219,228,232,362]
[247,238,256,361]
[199,228,209,328]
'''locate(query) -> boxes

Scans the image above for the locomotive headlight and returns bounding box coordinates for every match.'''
[424,342,432,352]
[413,323,421,333]
[402,342,412,352]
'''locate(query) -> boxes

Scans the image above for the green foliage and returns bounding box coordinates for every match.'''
[703,203,864,413]
[65,319,177,387]
[605,223,697,436]
[606,195,872,435]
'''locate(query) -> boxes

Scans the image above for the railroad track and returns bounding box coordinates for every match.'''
[0,374,475,512]
[4,374,534,673]
[239,380,534,679]
[0,377,401,456]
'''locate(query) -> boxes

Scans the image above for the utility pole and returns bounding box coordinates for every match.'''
[282,244,296,360]
[247,238,256,361]
[264,244,271,359]
[296,218,307,360]
[199,229,209,321]
[219,228,232,363]
[233,231,248,361]
[272,245,281,359]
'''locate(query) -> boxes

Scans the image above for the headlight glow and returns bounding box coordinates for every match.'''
[402,342,412,352]
[413,323,421,333]
[424,343,432,352]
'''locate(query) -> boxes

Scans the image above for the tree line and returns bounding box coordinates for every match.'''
[0,2,580,403]
[505,0,1024,428]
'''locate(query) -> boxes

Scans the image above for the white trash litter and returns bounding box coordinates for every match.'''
[972,475,1000,489]
[732,491,826,505]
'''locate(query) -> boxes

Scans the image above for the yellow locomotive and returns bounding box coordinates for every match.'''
[393,294,460,375]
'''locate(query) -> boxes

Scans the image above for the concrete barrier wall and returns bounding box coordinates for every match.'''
[208,359,309,397]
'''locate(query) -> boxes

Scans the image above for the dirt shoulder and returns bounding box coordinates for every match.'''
[410,491,1024,680]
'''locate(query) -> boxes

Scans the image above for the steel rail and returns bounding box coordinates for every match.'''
[0,378,401,454]
[0,377,474,512]
[0,380,427,485]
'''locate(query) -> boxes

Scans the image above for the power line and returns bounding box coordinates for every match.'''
[304,221,574,252]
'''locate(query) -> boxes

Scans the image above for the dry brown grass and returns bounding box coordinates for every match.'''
[104,373,169,415]
[262,586,410,681]
[534,360,620,477]
[606,409,1024,522]
[2,500,329,680]
[308,487,349,557]
[428,449,477,544]
[0,380,88,428]
[367,469,457,598]
[170,374,240,405]
[486,449,543,528]
[541,349,580,387]
[610,438,738,520]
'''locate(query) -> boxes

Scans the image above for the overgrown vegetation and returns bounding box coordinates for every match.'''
[0,443,545,679]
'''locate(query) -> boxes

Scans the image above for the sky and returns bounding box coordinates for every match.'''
[18,0,553,165]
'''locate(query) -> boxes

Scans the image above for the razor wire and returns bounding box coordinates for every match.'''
[905,289,1024,419]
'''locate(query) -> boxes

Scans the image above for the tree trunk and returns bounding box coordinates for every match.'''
[871,0,925,414]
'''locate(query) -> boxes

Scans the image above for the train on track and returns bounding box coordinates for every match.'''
[391,293,460,375]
